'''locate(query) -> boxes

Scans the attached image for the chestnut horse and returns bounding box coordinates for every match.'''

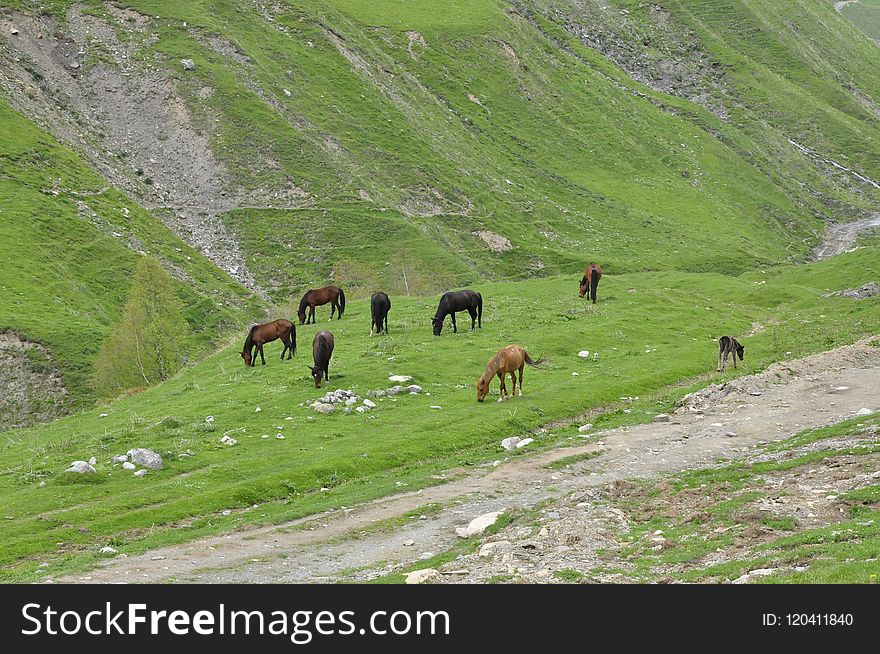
[241,319,296,366]
[298,286,346,324]
[476,344,546,402]
[310,330,334,388]
[578,263,603,303]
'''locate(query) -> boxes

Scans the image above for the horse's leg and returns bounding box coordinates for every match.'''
[518,364,525,396]
[259,344,266,365]
[249,346,256,367]
[510,370,517,398]
[497,372,506,402]
[309,306,316,324]
[451,313,457,333]
[330,301,336,320]
[468,308,476,332]
[384,313,389,334]
[720,349,728,372]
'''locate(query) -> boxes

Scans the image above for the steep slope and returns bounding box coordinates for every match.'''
[1,1,877,304]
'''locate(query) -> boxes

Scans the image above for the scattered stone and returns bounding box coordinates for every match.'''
[430,405,442,410]
[283,88,291,97]
[405,568,440,584]
[830,282,880,300]
[515,438,534,449]
[99,413,109,417]
[578,424,593,433]
[571,372,579,376]
[455,511,501,538]
[355,406,367,414]
[88,457,97,466]
[386,385,404,396]
[856,408,874,416]
[389,375,413,383]
[314,403,335,414]
[407,385,423,394]
[254,406,261,412]
[367,390,386,398]
[133,469,147,477]
[127,449,163,469]
[122,462,136,471]
[276,434,285,440]
[181,58,196,71]
[726,431,738,438]
[99,546,117,554]
[219,435,237,446]
[578,350,590,358]
[403,539,415,547]
[654,414,670,422]
[362,399,377,409]
[11,27,19,35]
[111,455,128,463]
[478,541,510,557]
[65,461,95,474]
[732,568,777,584]
[205,415,214,423]
[501,436,521,451]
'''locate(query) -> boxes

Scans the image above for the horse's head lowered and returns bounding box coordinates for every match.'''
[432,316,443,336]
[309,366,323,388]
[241,350,253,367]
[578,276,588,298]
[476,375,490,402]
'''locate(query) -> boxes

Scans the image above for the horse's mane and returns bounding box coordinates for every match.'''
[298,293,309,313]
[242,325,257,353]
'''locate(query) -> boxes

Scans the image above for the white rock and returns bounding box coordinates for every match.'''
[205,415,214,423]
[65,461,96,474]
[99,413,109,417]
[362,399,377,409]
[314,403,335,414]
[732,568,777,584]
[501,436,521,451]
[181,58,196,70]
[127,448,163,469]
[515,438,534,449]
[276,434,285,439]
[133,469,147,477]
[389,375,413,383]
[355,406,367,414]
[403,539,415,547]
[430,405,442,410]
[654,413,670,422]
[254,406,261,412]
[578,424,593,433]
[478,541,510,557]
[405,569,440,584]
[88,457,97,465]
[283,88,291,96]
[122,462,136,470]
[578,350,590,358]
[407,385,422,394]
[455,511,501,538]
[111,454,128,463]
[99,546,117,554]
[856,408,874,416]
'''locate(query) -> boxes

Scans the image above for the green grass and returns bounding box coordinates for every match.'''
[0,244,877,582]
[836,0,880,41]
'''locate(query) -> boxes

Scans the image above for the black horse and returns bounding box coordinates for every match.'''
[310,330,334,388]
[432,290,482,336]
[370,292,391,336]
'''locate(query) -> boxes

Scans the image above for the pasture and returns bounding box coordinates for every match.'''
[1,247,878,582]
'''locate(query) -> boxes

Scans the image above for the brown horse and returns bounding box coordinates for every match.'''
[476,344,546,402]
[310,330,334,388]
[297,286,346,324]
[241,319,296,366]
[579,263,603,303]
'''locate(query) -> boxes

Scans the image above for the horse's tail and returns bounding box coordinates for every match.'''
[524,352,546,367]
[477,292,483,327]
[338,287,346,317]
[290,322,297,356]
[590,267,599,303]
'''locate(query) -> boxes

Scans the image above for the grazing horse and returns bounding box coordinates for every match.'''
[370,292,391,336]
[241,319,296,366]
[578,263,603,303]
[297,286,346,324]
[432,290,482,336]
[310,330,334,388]
[477,344,546,402]
[717,335,745,372]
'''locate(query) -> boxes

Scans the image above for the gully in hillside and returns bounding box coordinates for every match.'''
[477,344,546,402]
[432,290,483,336]
[297,286,346,324]
[240,319,296,367]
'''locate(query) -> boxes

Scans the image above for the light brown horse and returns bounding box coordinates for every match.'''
[476,344,546,402]
[241,319,296,366]
[297,286,346,324]
[578,263,603,303]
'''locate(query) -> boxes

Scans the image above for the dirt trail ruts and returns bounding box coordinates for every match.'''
[58,337,880,584]
[813,213,880,259]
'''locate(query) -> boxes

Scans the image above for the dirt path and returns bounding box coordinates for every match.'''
[813,213,880,259]
[61,337,880,583]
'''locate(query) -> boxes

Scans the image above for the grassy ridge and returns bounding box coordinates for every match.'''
[0,245,876,581]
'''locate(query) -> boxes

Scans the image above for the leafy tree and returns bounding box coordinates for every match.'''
[93,257,188,396]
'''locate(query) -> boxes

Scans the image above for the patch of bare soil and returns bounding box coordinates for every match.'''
[0,331,68,429]
[813,213,880,260]
[57,336,880,583]
[473,230,514,252]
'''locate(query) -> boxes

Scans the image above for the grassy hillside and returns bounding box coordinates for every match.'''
[0,246,877,581]
[836,0,880,41]
[0,97,263,409]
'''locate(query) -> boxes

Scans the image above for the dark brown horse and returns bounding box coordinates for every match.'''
[310,330,334,388]
[298,286,346,324]
[579,263,603,303]
[432,290,482,336]
[370,291,391,336]
[241,319,296,366]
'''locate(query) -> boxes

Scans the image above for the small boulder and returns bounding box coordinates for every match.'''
[455,511,501,538]
[133,469,147,477]
[577,424,593,433]
[367,389,386,398]
[127,448,163,469]
[355,406,367,414]
[386,385,404,396]
[362,399,377,409]
[314,403,335,414]
[405,568,440,584]
[515,438,534,449]
[122,462,136,471]
[500,436,521,451]
[389,375,413,383]
[111,454,128,463]
[578,350,590,358]
[99,546,117,554]
[654,413,670,422]
[407,385,423,394]
[181,58,196,71]
[66,461,96,474]
[856,408,874,416]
